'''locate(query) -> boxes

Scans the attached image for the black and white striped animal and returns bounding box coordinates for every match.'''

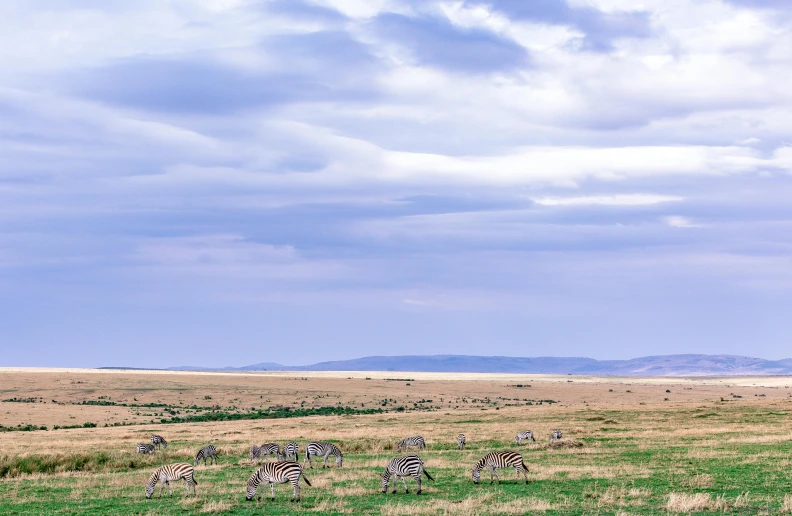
[381,455,434,495]
[194,445,217,466]
[145,463,197,498]
[471,451,529,484]
[137,443,155,454]
[283,442,299,462]
[245,462,311,502]
[252,443,282,462]
[397,436,426,452]
[150,435,168,450]
[303,442,343,468]
[550,429,563,442]
[515,430,536,444]
[457,434,466,450]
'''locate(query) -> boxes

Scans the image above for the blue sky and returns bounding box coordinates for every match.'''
[2,0,792,367]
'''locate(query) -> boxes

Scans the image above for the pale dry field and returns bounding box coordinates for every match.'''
[2,368,789,428]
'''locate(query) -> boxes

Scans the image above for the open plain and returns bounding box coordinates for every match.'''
[2,369,792,514]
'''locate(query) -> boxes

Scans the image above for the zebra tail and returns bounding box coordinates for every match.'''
[192,476,199,485]
[302,475,312,486]
[423,468,435,481]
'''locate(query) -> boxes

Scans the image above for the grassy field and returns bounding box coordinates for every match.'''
[2,370,792,514]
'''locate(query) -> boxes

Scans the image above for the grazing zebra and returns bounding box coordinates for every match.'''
[550,429,563,442]
[514,430,536,444]
[303,442,343,468]
[150,435,168,450]
[145,463,198,498]
[381,455,434,495]
[457,434,466,450]
[283,442,299,462]
[137,443,155,454]
[397,436,426,452]
[252,443,282,462]
[194,445,217,466]
[471,451,529,485]
[245,462,311,502]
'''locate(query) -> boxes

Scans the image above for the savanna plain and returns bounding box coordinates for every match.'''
[2,369,792,515]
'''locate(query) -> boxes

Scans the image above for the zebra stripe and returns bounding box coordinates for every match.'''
[194,445,217,466]
[251,443,281,462]
[245,462,311,502]
[550,429,563,442]
[457,434,466,450]
[145,463,197,498]
[283,442,299,462]
[381,455,434,495]
[515,430,535,444]
[397,436,426,452]
[471,451,529,485]
[150,435,168,450]
[303,442,343,468]
[137,443,155,454]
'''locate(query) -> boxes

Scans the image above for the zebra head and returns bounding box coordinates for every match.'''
[245,479,258,501]
[471,466,482,484]
[145,478,156,499]
[336,454,343,467]
[381,470,390,493]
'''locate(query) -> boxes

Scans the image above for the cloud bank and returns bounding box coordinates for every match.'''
[2,0,792,366]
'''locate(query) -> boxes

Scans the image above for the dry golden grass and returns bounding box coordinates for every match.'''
[685,473,714,488]
[666,492,729,512]
[781,494,792,513]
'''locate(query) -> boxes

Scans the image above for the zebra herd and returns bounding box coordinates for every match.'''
[139,428,565,501]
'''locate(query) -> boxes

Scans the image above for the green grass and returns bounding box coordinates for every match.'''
[1,404,792,514]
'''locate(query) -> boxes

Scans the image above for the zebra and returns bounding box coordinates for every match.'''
[283,442,299,462]
[194,445,217,466]
[151,435,168,450]
[397,436,426,452]
[381,455,434,495]
[252,443,282,462]
[137,443,155,454]
[550,429,563,442]
[471,451,529,485]
[457,434,466,450]
[515,430,536,444]
[245,462,311,502]
[303,442,343,468]
[145,463,198,498]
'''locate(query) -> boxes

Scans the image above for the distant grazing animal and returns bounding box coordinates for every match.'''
[303,442,343,468]
[457,434,466,450]
[137,443,155,454]
[471,451,529,484]
[145,463,197,498]
[515,430,535,444]
[283,442,299,462]
[397,436,426,452]
[252,443,282,462]
[194,445,217,466]
[550,429,563,442]
[381,455,434,495]
[245,462,311,502]
[150,435,168,450]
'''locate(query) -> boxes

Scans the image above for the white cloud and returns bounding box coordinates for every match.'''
[533,194,683,206]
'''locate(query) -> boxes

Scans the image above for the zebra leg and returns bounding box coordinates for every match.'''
[514,466,520,481]
[293,482,300,502]
[166,480,173,497]
[416,475,422,495]
[270,482,275,500]
[322,453,329,468]
[401,475,408,493]
[158,480,165,498]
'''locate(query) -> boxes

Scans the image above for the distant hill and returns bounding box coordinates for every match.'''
[158,354,792,376]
